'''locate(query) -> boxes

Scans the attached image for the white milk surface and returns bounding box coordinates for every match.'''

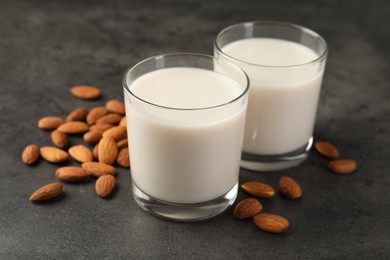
[125,68,246,204]
[221,38,324,155]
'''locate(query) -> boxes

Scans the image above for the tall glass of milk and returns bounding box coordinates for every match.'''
[215,21,328,171]
[123,53,249,221]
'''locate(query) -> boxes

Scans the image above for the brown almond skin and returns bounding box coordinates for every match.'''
[233,198,262,219]
[51,130,69,149]
[89,123,114,133]
[82,161,116,177]
[119,116,127,127]
[95,175,115,197]
[116,138,128,149]
[29,182,63,202]
[106,99,125,115]
[117,147,130,168]
[40,146,68,163]
[66,107,89,122]
[96,113,122,125]
[57,121,89,134]
[315,141,340,159]
[253,213,289,234]
[68,145,93,163]
[98,136,118,165]
[241,181,276,198]
[22,144,40,165]
[55,166,89,182]
[328,159,357,174]
[86,106,108,125]
[102,126,127,141]
[70,85,100,100]
[83,131,103,145]
[38,116,65,130]
[279,176,302,199]
[93,143,99,160]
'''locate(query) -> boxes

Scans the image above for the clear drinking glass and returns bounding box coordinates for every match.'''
[123,53,249,221]
[214,21,328,171]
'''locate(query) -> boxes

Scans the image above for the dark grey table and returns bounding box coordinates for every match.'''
[1,0,389,259]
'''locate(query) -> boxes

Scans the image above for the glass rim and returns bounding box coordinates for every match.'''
[122,52,250,111]
[214,21,328,69]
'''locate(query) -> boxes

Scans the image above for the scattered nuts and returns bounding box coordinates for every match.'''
[233,198,262,219]
[315,141,340,159]
[328,159,357,174]
[279,176,302,199]
[253,213,289,234]
[240,181,275,198]
[70,85,100,100]
[95,175,115,197]
[22,144,40,165]
[29,182,63,202]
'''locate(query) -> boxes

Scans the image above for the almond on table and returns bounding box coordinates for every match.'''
[315,141,340,159]
[117,147,130,168]
[55,166,89,182]
[22,144,40,165]
[98,136,118,165]
[57,121,89,134]
[233,198,262,219]
[106,99,125,115]
[82,161,116,177]
[253,213,289,234]
[38,116,64,130]
[95,175,116,197]
[240,181,275,198]
[70,85,101,100]
[328,159,357,174]
[40,146,68,163]
[29,182,63,202]
[66,107,89,122]
[86,106,108,125]
[279,176,302,199]
[68,145,93,163]
[51,130,69,149]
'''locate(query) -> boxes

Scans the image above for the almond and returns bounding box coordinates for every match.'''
[328,159,357,174]
[233,198,262,219]
[29,182,63,202]
[93,143,99,160]
[83,131,103,145]
[89,123,114,133]
[40,146,68,163]
[253,213,289,233]
[98,137,118,165]
[86,106,107,125]
[119,116,127,127]
[38,116,64,130]
[240,181,275,198]
[55,166,89,182]
[70,85,101,100]
[106,99,125,115]
[82,161,116,177]
[279,176,302,199]
[315,141,340,159]
[68,145,93,163]
[117,138,128,149]
[96,113,122,125]
[22,144,40,165]
[66,107,89,122]
[102,126,127,141]
[57,121,89,134]
[95,175,115,197]
[51,130,69,148]
[117,147,130,168]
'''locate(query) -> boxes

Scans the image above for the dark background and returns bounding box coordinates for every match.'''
[1,0,389,259]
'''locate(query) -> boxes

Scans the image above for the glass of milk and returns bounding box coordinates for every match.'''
[123,53,249,221]
[215,21,328,171]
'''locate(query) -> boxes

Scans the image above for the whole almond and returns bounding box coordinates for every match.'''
[57,121,89,134]
[86,106,108,125]
[102,126,127,141]
[93,143,99,160]
[117,138,128,149]
[98,137,118,165]
[55,166,89,182]
[66,107,89,122]
[40,146,68,163]
[233,198,262,219]
[279,176,302,199]
[83,131,103,145]
[68,145,93,163]
[95,175,115,197]
[96,113,122,125]
[82,161,116,177]
[89,123,114,133]
[38,116,64,130]
[29,182,63,202]
[70,85,100,100]
[253,213,289,233]
[241,181,276,198]
[51,130,69,148]
[22,144,40,165]
[315,141,340,159]
[119,116,127,127]
[328,159,357,174]
[117,147,130,168]
[106,99,125,115]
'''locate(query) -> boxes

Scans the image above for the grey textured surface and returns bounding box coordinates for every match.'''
[1,0,390,259]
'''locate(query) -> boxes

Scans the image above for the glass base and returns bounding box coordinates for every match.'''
[132,181,238,222]
[240,137,313,171]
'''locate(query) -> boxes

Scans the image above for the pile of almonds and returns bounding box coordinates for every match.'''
[22,85,129,201]
[233,140,357,234]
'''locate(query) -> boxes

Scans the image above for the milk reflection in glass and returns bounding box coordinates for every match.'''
[125,68,247,204]
[221,38,323,155]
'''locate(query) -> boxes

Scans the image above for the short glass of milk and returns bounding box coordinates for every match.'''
[215,21,328,171]
[123,53,249,221]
